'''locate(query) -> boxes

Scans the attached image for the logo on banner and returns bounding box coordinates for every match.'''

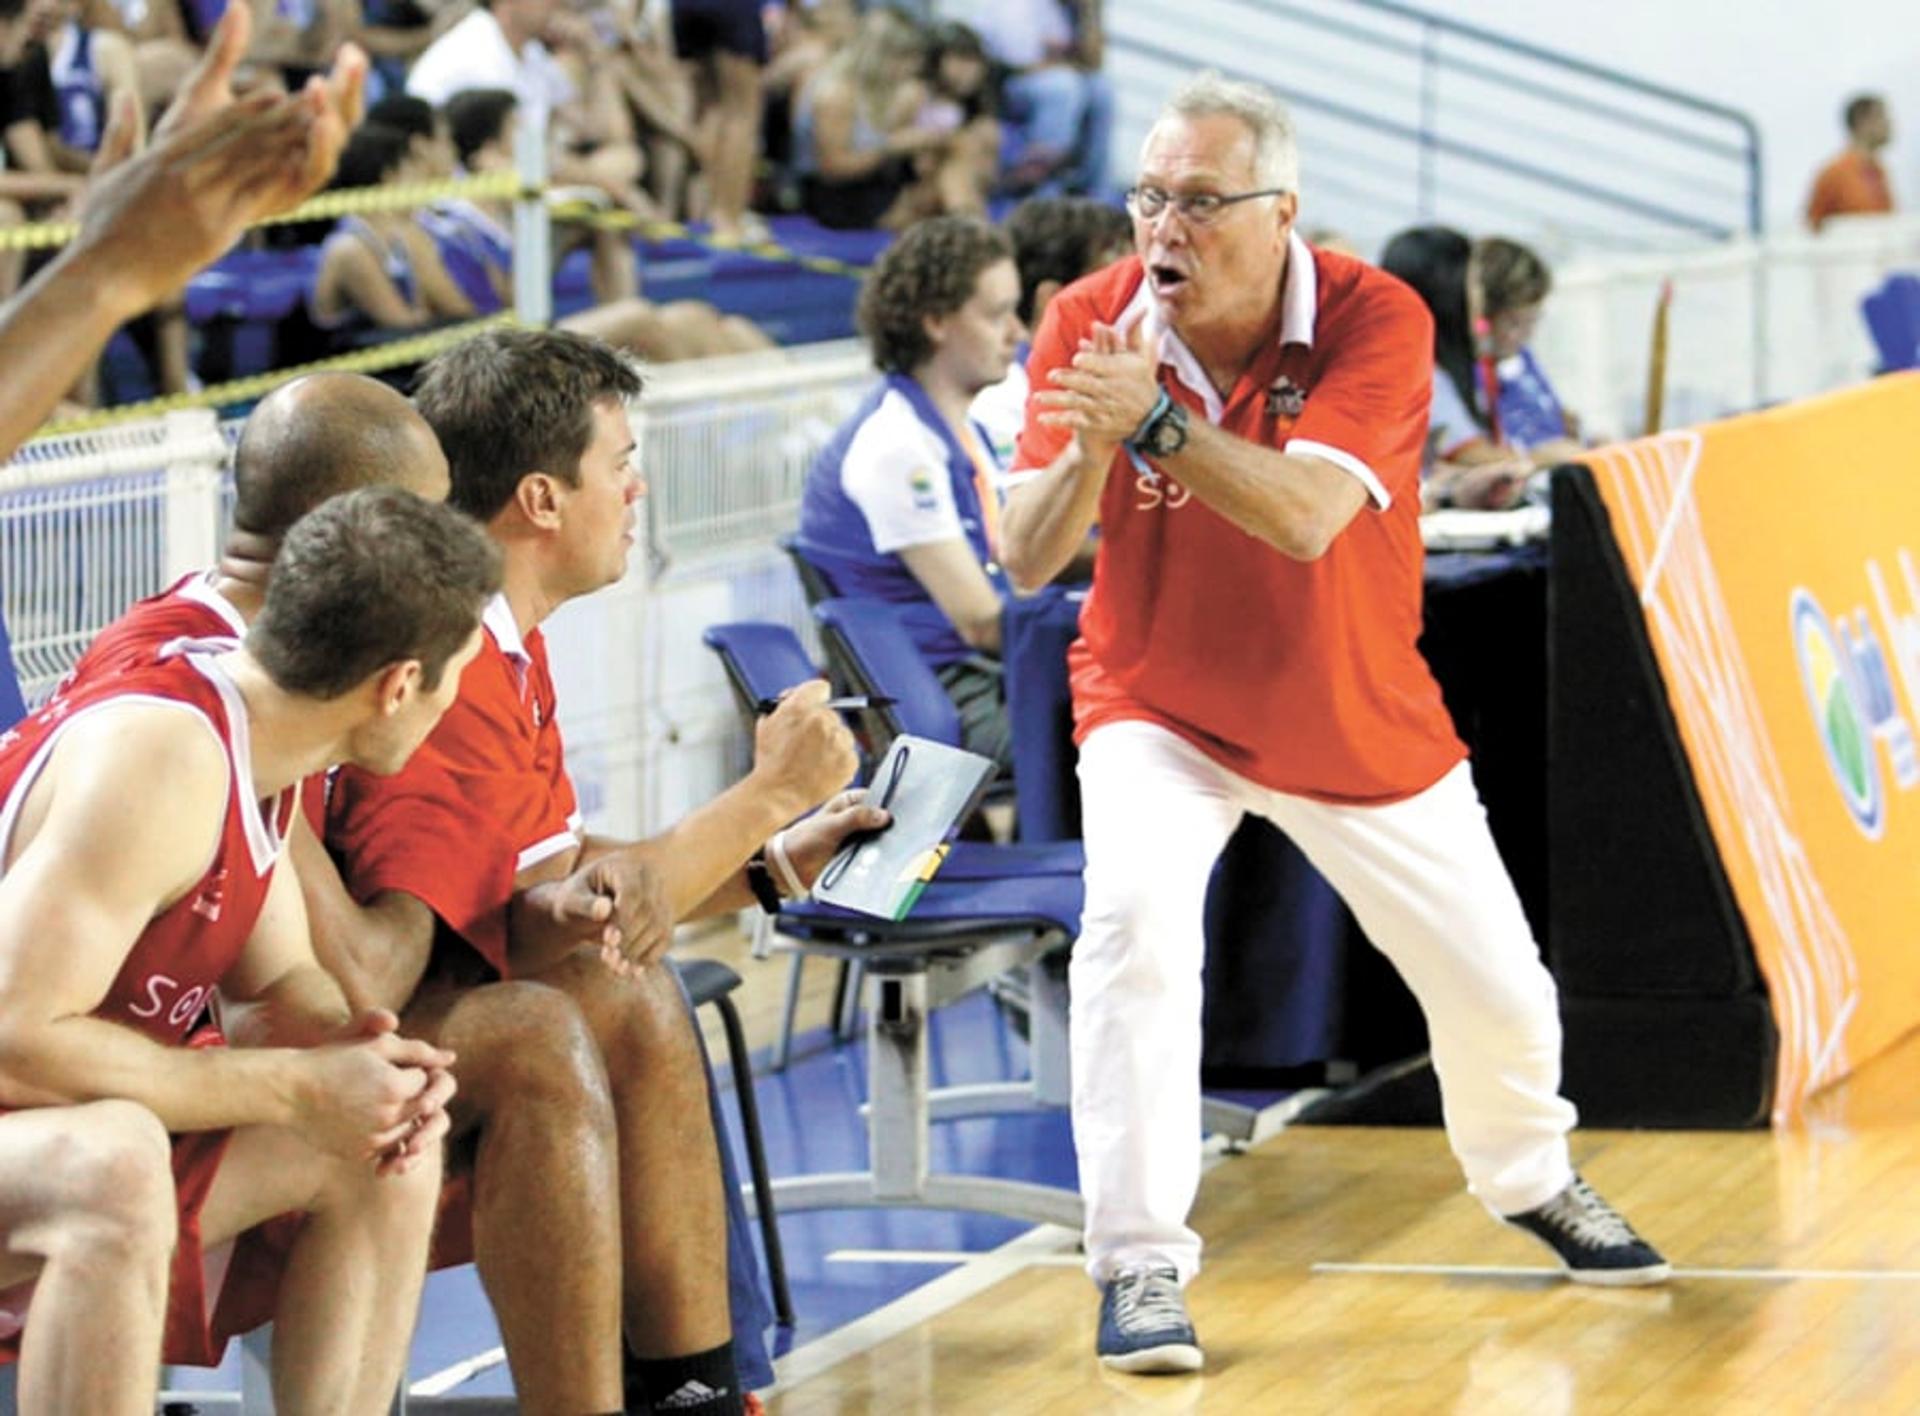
[1792,588,1905,839]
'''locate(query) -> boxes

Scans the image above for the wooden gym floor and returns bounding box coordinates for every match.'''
[701,929,1920,1416]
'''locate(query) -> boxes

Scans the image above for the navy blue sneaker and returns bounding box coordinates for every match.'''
[1507,1175,1672,1286]
[1096,1265,1203,1373]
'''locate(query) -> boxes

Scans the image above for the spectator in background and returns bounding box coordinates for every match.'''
[794,9,983,230]
[1475,235,1585,465]
[245,0,361,93]
[965,0,1111,197]
[406,0,653,221]
[672,0,766,243]
[301,121,445,352]
[1380,224,1535,511]
[426,87,770,357]
[973,193,1129,464]
[1807,92,1895,231]
[79,0,199,117]
[761,0,852,185]
[799,216,1026,764]
[917,21,1000,197]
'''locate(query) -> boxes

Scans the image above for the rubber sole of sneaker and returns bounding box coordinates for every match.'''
[1564,1260,1673,1287]
[1099,1343,1205,1375]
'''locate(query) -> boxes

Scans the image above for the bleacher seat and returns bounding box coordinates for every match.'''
[1862,273,1920,373]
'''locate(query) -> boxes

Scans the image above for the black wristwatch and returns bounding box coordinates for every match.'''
[744,850,783,914]
[1129,388,1190,459]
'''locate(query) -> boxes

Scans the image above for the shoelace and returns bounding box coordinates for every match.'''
[1542,1178,1639,1249]
[1112,1267,1188,1334]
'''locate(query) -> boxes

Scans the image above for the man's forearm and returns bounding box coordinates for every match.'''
[0,248,147,458]
[584,776,797,922]
[220,963,353,1049]
[1156,420,1365,560]
[0,1014,305,1132]
[1002,438,1113,593]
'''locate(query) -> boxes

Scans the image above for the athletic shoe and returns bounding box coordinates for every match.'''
[1096,1265,1204,1373]
[1506,1175,1672,1286]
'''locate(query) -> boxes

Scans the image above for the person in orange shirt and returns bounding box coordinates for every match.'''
[1003,70,1669,1376]
[1807,93,1895,231]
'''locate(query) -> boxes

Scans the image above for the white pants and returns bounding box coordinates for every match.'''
[1071,721,1576,1285]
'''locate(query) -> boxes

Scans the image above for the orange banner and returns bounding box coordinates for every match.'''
[1584,373,1920,1119]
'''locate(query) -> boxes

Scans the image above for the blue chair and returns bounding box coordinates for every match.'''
[700,620,1084,1229]
[1862,273,1920,373]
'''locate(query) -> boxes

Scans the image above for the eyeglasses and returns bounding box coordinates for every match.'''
[1125,185,1288,225]
[817,742,910,892]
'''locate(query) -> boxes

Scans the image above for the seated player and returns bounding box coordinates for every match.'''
[68,366,787,1412]
[320,328,884,1416]
[798,216,1027,765]
[0,487,496,1411]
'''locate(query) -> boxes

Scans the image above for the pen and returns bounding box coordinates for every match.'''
[755,693,897,716]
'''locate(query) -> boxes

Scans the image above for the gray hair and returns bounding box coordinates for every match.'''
[1152,71,1299,192]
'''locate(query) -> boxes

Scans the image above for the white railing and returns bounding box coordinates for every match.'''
[1535,213,1920,441]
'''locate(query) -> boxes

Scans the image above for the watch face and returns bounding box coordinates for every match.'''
[1151,404,1188,455]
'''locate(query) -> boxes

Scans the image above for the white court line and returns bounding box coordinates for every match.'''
[1313,1262,1920,1282]
[411,1346,507,1398]
[770,1090,1310,1394]
[827,1248,1086,1267]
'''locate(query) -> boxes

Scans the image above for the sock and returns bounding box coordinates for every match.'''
[626,1339,744,1416]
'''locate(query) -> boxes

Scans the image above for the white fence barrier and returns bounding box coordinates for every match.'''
[1536,213,1920,441]
[0,343,878,840]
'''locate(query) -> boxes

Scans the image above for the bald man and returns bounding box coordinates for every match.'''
[72,372,452,679]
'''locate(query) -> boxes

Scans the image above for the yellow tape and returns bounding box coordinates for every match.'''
[0,171,527,252]
[549,203,873,280]
[38,315,515,436]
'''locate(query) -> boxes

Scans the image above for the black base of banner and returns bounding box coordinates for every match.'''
[1560,993,1777,1127]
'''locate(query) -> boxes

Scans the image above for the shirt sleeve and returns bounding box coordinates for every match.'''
[324,760,518,978]
[841,416,966,553]
[1284,285,1437,510]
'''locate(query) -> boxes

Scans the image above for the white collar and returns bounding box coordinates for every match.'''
[482,592,529,665]
[1119,229,1319,422]
[177,569,249,638]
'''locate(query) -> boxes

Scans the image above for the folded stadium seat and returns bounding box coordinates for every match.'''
[1862,273,1920,373]
[700,619,1085,1231]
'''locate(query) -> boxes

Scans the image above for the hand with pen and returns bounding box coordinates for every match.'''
[750,680,891,891]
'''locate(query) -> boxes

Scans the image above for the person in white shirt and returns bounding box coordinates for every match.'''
[407,0,651,223]
[959,0,1111,195]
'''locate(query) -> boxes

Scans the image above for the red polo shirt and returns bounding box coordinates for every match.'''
[1013,236,1464,804]
[326,594,577,976]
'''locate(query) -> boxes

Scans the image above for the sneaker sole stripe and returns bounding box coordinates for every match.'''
[1100,1344,1205,1375]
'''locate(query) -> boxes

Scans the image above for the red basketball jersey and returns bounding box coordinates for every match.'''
[0,643,297,1044]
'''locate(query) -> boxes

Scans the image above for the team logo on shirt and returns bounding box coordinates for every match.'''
[1264,376,1307,420]
[909,468,939,513]
[190,865,230,921]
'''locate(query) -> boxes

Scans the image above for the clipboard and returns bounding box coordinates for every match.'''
[810,734,996,920]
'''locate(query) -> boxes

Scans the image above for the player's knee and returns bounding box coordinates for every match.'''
[43,1102,176,1264]
[459,981,616,1124]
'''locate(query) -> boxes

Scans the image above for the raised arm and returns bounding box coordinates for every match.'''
[0,4,364,459]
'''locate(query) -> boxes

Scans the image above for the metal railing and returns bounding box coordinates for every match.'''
[1106,0,1762,254]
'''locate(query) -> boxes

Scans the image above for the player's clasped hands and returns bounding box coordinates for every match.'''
[1036,320,1163,453]
[549,853,675,979]
[299,1008,456,1178]
[750,679,861,817]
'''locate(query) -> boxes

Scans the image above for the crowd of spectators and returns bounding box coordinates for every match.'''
[0,0,1117,409]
